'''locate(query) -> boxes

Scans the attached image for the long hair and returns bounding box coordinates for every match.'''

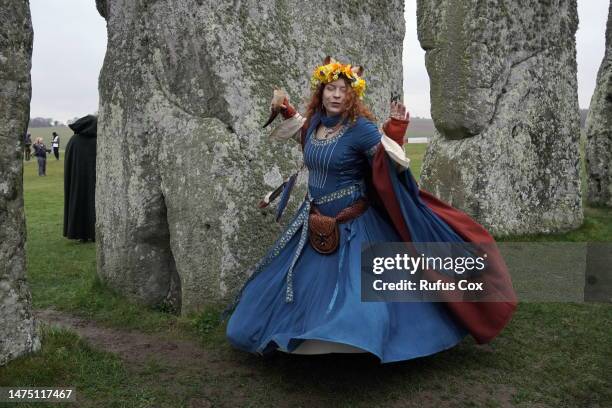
[304,76,376,126]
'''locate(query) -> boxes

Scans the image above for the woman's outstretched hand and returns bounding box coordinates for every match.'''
[389,100,409,121]
[383,100,410,146]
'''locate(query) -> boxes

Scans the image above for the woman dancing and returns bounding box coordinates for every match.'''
[225,57,516,363]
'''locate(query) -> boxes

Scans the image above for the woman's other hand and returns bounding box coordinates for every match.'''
[263,89,296,128]
[383,100,410,146]
[389,100,409,121]
[279,96,296,119]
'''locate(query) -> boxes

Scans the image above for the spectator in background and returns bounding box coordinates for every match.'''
[51,131,60,160]
[32,137,50,176]
[64,115,97,242]
[24,132,32,161]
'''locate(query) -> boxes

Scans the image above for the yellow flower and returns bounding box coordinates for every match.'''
[342,65,354,79]
[351,77,366,99]
[310,60,367,97]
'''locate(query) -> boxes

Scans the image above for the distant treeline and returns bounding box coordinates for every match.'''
[28,117,66,128]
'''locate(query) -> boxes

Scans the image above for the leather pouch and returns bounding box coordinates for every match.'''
[308,209,340,254]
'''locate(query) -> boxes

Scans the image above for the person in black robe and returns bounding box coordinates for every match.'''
[63,115,97,242]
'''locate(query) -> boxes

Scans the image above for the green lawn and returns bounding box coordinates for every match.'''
[1,139,610,407]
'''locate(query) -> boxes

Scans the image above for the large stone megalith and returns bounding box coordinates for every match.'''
[95,0,404,315]
[585,1,612,207]
[0,0,40,366]
[417,0,583,236]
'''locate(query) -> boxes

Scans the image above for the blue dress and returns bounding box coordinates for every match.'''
[226,115,467,363]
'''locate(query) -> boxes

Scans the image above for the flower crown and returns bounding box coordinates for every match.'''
[310,56,366,99]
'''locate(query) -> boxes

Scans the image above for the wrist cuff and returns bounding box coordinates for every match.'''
[281,97,297,119]
[383,117,409,146]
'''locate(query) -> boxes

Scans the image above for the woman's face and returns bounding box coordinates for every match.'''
[322,78,348,116]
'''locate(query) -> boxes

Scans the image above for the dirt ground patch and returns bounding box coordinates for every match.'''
[33,308,258,407]
[35,308,210,369]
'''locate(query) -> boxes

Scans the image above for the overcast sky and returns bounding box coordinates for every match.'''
[29,0,609,121]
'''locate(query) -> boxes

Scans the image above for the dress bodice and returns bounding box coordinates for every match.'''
[303,116,381,203]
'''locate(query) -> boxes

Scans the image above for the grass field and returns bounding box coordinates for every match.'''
[0,132,610,407]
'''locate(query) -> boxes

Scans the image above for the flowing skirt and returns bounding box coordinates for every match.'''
[226,195,468,363]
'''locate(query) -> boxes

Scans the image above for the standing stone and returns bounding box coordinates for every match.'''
[0,0,40,366]
[585,2,612,207]
[95,0,404,314]
[417,0,583,236]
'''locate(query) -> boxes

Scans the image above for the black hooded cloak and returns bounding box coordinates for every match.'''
[63,115,97,241]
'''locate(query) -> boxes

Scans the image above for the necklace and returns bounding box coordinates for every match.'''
[317,121,343,140]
